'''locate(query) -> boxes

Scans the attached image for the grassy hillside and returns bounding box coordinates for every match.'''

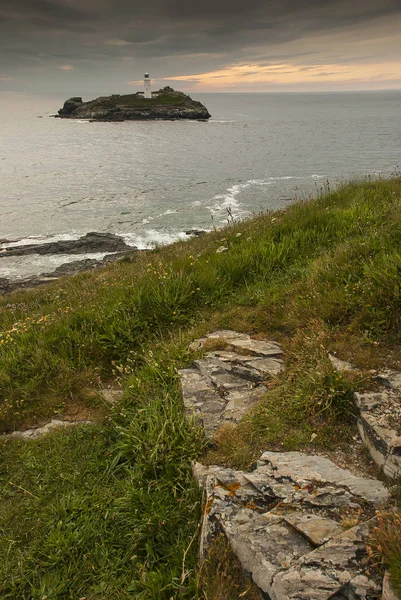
[1,178,401,598]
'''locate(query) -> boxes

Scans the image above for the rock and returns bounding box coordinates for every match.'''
[216,246,229,253]
[189,330,284,358]
[259,451,388,506]
[58,97,83,115]
[272,521,381,600]
[328,353,356,372]
[377,371,401,392]
[382,572,400,600]
[196,451,388,600]
[0,248,139,295]
[0,232,131,257]
[179,332,284,438]
[41,258,100,276]
[185,229,207,237]
[0,419,92,440]
[354,388,401,479]
[282,513,344,546]
[56,88,211,121]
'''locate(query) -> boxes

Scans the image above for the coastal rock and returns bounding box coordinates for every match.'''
[59,97,83,115]
[56,87,211,121]
[195,451,388,600]
[0,248,138,295]
[185,229,207,237]
[179,331,284,438]
[0,232,131,257]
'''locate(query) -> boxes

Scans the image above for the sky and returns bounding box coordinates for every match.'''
[1,0,401,96]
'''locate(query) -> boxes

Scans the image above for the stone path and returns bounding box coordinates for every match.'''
[180,332,399,600]
[194,452,388,600]
[179,330,284,438]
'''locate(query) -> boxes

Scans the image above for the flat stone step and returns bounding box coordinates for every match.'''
[194,451,389,600]
[189,329,283,358]
[354,386,401,479]
[180,331,284,438]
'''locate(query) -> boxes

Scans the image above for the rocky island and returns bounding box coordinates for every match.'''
[56,86,211,121]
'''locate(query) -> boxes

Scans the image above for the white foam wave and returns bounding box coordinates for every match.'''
[121,229,190,249]
[1,232,81,250]
[209,178,275,221]
[311,174,326,180]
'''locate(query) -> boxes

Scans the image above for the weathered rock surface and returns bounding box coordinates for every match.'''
[354,378,401,479]
[57,87,211,121]
[180,330,284,437]
[0,419,92,440]
[195,451,389,600]
[0,232,131,257]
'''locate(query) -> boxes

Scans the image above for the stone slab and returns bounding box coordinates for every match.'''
[197,453,388,600]
[180,331,285,438]
[259,451,389,506]
[272,521,381,600]
[283,512,344,546]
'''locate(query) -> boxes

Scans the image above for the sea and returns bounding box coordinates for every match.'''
[1,90,400,280]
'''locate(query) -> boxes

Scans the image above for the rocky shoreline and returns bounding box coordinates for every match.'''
[0,229,207,295]
[0,232,130,257]
[0,232,137,294]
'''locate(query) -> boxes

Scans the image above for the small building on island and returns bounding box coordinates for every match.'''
[143,73,151,99]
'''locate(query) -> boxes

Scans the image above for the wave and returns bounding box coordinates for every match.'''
[122,229,192,249]
[208,178,274,221]
[1,232,81,250]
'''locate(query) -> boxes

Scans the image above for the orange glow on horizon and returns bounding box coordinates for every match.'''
[156,60,401,90]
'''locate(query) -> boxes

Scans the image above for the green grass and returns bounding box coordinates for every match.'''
[1,178,401,596]
[90,93,187,109]
[0,358,203,599]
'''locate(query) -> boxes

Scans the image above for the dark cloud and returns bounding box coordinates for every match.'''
[0,0,400,93]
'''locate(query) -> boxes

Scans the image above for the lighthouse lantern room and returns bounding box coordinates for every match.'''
[144,73,151,99]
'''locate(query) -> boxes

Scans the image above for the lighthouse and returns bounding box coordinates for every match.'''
[144,73,151,99]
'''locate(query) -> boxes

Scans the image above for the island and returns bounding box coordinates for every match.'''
[56,86,211,121]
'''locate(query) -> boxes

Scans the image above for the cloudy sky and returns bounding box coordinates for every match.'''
[1,0,401,95]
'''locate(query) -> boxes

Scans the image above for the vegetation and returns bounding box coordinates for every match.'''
[1,178,401,597]
[90,92,187,109]
[368,509,401,595]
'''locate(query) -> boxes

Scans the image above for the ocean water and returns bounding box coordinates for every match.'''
[1,90,400,279]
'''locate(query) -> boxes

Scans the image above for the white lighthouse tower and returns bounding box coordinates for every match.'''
[143,72,151,99]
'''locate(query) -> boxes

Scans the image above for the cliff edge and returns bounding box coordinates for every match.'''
[56,86,211,121]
